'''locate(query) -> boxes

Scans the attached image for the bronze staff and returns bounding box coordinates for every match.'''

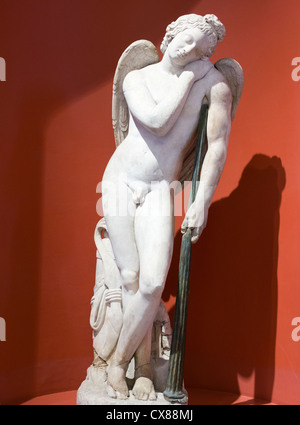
[164,103,209,404]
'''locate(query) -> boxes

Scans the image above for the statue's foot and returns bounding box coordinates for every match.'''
[106,363,129,400]
[133,363,156,401]
[132,377,156,401]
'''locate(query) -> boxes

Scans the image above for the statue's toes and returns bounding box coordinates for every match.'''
[107,383,129,400]
[149,390,157,401]
[106,364,129,399]
[132,388,145,400]
[106,384,117,399]
[116,390,129,400]
[133,377,156,401]
[141,392,149,401]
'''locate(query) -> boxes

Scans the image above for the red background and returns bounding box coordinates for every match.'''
[0,0,300,404]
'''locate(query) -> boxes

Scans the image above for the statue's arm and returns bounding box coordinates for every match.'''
[200,80,232,209]
[123,69,195,137]
[181,80,232,243]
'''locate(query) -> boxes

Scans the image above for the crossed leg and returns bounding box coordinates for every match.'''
[103,179,174,399]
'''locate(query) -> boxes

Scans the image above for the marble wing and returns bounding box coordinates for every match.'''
[112,40,160,147]
[214,58,244,121]
[178,58,244,186]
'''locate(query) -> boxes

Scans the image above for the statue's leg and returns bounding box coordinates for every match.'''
[107,180,174,399]
[103,179,140,308]
[133,324,155,400]
[102,179,140,398]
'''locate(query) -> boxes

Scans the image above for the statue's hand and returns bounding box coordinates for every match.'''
[184,59,213,82]
[181,202,208,244]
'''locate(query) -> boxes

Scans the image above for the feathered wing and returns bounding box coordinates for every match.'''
[214,58,244,121]
[112,40,160,147]
[178,58,244,185]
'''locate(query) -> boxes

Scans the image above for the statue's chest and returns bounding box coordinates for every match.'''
[145,72,205,117]
[184,82,207,116]
[145,73,179,104]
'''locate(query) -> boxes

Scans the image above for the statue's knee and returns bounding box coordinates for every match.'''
[120,268,139,294]
[140,275,165,299]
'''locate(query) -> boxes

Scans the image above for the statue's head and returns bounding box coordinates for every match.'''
[161,14,225,59]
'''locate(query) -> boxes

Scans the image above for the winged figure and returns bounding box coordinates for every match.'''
[83,13,244,403]
[112,43,243,186]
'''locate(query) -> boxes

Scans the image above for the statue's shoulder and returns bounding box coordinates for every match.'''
[123,69,142,94]
[123,63,157,91]
[204,66,231,101]
[213,58,244,120]
[196,58,244,121]
[206,66,229,87]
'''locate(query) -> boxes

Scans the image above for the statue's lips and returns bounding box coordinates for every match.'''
[177,50,187,58]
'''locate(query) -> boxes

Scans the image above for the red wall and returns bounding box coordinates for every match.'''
[0,0,300,405]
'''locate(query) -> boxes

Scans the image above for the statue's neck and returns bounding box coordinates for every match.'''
[160,54,185,76]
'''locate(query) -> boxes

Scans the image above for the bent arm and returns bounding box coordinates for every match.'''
[123,69,195,137]
[195,81,232,215]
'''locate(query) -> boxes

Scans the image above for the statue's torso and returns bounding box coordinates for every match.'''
[104,65,222,187]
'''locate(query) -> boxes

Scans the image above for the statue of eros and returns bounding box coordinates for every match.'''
[88,13,243,402]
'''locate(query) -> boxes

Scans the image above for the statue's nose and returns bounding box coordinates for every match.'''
[184,43,195,54]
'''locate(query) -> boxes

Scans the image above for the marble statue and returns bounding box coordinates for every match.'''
[77,13,243,405]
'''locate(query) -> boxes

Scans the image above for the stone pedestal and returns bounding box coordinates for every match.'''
[77,365,183,405]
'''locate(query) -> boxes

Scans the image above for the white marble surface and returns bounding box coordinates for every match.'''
[77,371,177,405]
[78,13,243,404]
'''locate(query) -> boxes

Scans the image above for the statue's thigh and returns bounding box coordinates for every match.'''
[103,182,139,273]
[134,184,174,280]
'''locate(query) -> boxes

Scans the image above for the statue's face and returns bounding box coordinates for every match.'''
[167,27,210,66]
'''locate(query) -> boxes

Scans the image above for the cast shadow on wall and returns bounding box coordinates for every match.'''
[163,154,286,403]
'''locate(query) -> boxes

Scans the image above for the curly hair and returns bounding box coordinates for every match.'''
[160,14,226,57]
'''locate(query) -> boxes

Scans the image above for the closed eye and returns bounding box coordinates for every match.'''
[184,34,194,45]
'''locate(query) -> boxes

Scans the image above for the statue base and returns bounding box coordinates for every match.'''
[76,366,185,405]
